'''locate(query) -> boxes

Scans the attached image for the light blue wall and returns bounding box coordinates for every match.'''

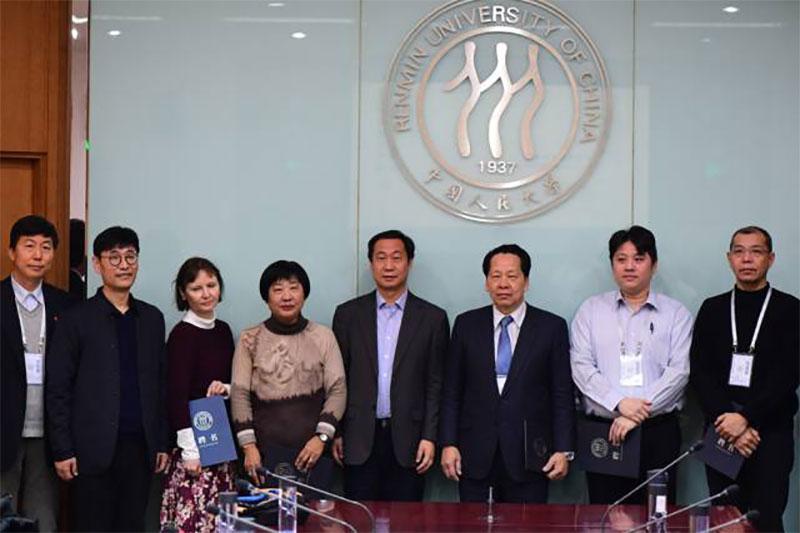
[89,0,798,526]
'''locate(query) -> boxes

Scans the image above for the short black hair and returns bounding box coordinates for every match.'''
[9,215,59,249]
[482,244,532,278]
[259,260,310,301]
[174,257,225,311]
[609,225,658,263]
[93,226,140,257]
[367,230,415,261]
[69,219,85,268]
[730,226,773,252]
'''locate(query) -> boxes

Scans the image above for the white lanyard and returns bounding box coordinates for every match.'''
[730,286,771,354]
[617,307,648,356]
[15,299,46,352]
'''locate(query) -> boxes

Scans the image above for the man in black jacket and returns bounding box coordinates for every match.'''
[332,230,449,501]
[1,215,74,531]
[440,244,575,503]
[690,226,799,532]
[46,226,169,532]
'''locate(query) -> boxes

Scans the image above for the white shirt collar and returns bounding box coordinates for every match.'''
[492,301,527,329]
[10,273,43,307]
[182,309,216,329]
[615,290,659,310]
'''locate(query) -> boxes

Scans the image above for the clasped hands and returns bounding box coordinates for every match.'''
[715,412,760,458]
[609,397,652,446]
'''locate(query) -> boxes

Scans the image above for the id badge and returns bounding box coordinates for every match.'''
[619,353,644,387]
[728,352,753,388]
[24,352,44,385]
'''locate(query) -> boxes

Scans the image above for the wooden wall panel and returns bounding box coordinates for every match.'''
[0,0,70,288]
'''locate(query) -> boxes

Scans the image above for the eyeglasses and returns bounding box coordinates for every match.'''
[102,253,139,267]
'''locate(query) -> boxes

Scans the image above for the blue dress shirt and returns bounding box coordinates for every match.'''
[375,291,407,419]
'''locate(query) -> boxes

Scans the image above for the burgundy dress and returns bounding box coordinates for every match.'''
[160,319,235,533]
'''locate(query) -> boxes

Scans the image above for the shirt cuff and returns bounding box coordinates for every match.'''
[222,383,231,399]
[177,427,200,461]
[602,390,626,413]
[237,429,256,448]
[316,421,336,439]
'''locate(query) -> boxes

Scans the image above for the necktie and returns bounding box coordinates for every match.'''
[496,315,514,375]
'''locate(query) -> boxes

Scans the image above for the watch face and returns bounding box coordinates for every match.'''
[317,433,329,443]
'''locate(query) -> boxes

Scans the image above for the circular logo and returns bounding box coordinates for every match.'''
[591,437,609,459]
[193,411,214,431]
[384,0,611,223]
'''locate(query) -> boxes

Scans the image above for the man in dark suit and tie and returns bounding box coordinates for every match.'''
[1,215,74,531]
[46,226,169,532]
[440,244,575,503]
[332,229,449,501]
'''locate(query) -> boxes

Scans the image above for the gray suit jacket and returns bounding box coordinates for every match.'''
[332,291,449,468]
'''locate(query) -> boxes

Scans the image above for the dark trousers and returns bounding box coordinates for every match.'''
[344,419,425,501]
[459,446,548,503]
[586,413,681,505]
[706,427,794,532]
[71,434,152,532]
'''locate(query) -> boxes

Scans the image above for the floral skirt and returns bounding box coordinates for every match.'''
[160,449,235,533]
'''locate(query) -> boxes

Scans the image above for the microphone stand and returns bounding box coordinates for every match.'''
[705,510,759,533]
[258,467,376,532]
[625,485,739,533]
[600,441,705,531]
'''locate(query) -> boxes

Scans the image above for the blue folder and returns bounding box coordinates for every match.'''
[698,426,745,480]
[189,396,238,467]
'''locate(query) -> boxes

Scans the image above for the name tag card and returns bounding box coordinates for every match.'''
[728,352,753,388]
[24,352,44,385]
[619,353,644,387]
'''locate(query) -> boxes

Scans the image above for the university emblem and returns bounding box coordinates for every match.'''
[384,0,611,222]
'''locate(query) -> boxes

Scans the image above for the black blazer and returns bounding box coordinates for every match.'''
[0,276,74,472]
[46,289,169,474]
[439,304,575,482]
[332,291,449,468]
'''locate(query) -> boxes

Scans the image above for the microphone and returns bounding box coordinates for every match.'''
[600,440,705,531]
[205,503,278,532]
[705,510,759,533]
[236,478,258,494]
[625,485,739,532]
[257,466,375,531]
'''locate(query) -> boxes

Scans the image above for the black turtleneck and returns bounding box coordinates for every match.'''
[264,315,308,335]
[689,283,799,431]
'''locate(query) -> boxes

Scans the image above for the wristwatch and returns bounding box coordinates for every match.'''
[316,432,330,444]
[561,451,575,461]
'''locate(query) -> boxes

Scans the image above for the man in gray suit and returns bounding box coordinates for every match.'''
[332,230,449,501]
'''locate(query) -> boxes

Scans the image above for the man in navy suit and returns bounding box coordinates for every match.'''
[440,244,575,503]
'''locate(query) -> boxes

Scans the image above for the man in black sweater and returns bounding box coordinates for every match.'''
[46,226,169,532]
[690,226,799,532]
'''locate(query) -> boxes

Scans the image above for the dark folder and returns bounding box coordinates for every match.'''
[188,396,238,467]
[698,426,745,479]
[261,442,336,495]
[576,418,641,478]
[523,420,552,472]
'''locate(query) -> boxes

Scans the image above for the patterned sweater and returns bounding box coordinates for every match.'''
[230,320,346,451]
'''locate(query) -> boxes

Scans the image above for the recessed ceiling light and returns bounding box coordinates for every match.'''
[291,31,306,39]
[108,29,121,37]
[701,37,712,43]
[268,2,285,6]
[71,28,79,40]
[72,15,88,24]
[723,6,739,13]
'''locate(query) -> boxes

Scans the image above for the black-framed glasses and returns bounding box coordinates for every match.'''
[102,252,138,267]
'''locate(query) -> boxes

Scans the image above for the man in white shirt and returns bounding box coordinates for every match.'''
[570,225,692,504]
